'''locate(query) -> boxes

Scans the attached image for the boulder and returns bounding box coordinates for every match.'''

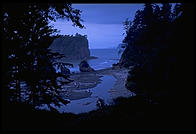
[61,66,71,75]
[79,60,95,72]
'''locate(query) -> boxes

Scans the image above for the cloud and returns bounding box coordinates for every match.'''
[51,21,125,49]
[51,4,144,49]
[72,4,144,24]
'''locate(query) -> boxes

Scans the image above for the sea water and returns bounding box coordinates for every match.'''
[66,49,121,72]
[57,75,116,114]
[37,75,116,114]
[36,49,123,113]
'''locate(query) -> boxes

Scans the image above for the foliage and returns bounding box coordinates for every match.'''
[1,3,83,107]
[123,3,193,102]
[4,96,193,130]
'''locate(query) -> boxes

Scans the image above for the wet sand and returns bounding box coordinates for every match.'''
[97,67,134,99]
[60,67,133,101]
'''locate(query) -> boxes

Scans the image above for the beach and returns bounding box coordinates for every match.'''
[60,67,134,101]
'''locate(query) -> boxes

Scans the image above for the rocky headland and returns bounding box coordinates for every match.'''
[49,33,91,61]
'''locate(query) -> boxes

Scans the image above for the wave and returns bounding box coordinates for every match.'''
[100,61,108,64]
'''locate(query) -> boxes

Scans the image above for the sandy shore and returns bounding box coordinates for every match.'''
[60,67,133,101]
[96,67,134,99]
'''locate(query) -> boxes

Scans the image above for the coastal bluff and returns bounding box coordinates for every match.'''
[49,33,90,60]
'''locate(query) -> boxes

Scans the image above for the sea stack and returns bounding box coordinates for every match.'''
[49,33,90,60]
[79,60,95,72]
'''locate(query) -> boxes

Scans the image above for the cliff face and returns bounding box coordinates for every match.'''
[117,43,128,58]
[118,45,146,67]
[49,34,90,60]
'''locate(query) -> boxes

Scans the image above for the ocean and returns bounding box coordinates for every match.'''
[66,49,121,72]
[38,49,130,114]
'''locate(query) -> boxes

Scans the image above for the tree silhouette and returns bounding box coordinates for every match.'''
[1,3,83,108]
[122,3,193,102]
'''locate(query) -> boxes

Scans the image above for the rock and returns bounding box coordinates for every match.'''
[57,77,73,85]
[118,45,142,67]
[87,56,98,59]
[117,43,128,56]
[112,63,120,69]
[112,63,119,67]
[96,98,105,109]
[49,33,90,60]
[53,62,71,76]
[79,60,95,72]
[61,66,70,75]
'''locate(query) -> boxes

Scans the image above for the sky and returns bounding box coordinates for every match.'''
[51,4,144,49]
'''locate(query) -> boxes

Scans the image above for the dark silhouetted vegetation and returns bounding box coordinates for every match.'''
[1,2,83,125]
[120,3,193,102]
[120,3,193,130]
[1,3,194,131]
[3,96,193,131]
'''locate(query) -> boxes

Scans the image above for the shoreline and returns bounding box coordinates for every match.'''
[96,67,134,99]
[60,67,134,101]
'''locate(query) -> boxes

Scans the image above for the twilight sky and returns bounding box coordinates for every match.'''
[51,4,144,49]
